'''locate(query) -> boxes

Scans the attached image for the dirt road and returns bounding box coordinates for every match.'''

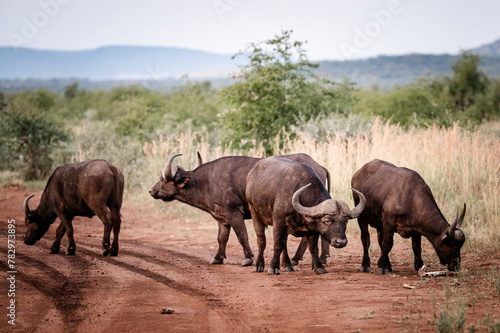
[1,186,498,332]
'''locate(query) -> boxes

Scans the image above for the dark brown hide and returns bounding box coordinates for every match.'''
[246,157,365,275]
[351,159,466,274]
[149,153,330,266]
[24,160,124,256]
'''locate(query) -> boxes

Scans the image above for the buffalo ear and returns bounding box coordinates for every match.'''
[176,176,191,188]
[440,232,450,242]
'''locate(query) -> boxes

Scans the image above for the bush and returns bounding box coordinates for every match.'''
[0,100,68,180]
[354,52,500,128]
[219,30,356,154]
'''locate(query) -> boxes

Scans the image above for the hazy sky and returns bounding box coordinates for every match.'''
[1,0,499,60]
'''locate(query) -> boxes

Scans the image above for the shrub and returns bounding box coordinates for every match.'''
[0,100,68,180]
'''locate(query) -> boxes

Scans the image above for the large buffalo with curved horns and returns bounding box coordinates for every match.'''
[351,159,466,274]
[149,153,330,266]
[246,157,366,275]
[23,160,124,256]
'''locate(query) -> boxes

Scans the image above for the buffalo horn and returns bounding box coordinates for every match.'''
[162,154,182,181]
[449,203,466,238]
[23,195,35,216]
[292,183,317,217]
[347,188,366,219]
[196,151,203,167]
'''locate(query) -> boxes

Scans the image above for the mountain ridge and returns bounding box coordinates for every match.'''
[1,38,499,90]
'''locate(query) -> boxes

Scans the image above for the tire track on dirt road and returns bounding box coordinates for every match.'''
[74,239,253,330]
[76,244,217,299]
[0,245,92,331]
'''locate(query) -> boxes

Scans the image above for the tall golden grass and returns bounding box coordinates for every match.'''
[139,119,499,252]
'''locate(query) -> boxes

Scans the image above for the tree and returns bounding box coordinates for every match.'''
[0,98,68,180]
[0,91,5,110]
[447,52,489,112]
[219,30,355,154]
[64,82,79,99]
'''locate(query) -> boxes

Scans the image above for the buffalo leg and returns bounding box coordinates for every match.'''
[411,233,424,271]
[376,227,394,274]
[291,236,330,265]
[291,237,308,265]
[211,224,231,264]
[92,208,114,256]
[359,219,371,273]
[320,236,330,264]
[281,236,296,272]
[307,233,328,274]
[59,213,76,255]
[269,222,288,275]
[227,213,254,266]
[251,214,267,273]
[110,213,121,256]
[50,221,66,254]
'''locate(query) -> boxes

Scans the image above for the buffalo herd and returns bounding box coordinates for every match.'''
[23,153,466,275]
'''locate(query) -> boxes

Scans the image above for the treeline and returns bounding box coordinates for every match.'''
[317,53,500,88]
[1,31,499,181]
[357,52,500,128]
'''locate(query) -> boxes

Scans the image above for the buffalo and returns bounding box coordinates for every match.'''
[351,159,466,274]
[246,157,366,274]
[24,160,124,256]
[149,153,330,266]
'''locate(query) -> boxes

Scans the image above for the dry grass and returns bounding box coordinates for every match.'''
[133,118,499,252]
[282,118,500,252]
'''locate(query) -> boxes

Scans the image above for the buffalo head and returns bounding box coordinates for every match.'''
[292,184,366,248]
[23,195,54,245]
[149,154,191,201]
[437,204,466,271]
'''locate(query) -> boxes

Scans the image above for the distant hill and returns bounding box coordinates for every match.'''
[0,46,237,80]
[1,38,500,91]
[471,38,500,56]
[316,53,500,88]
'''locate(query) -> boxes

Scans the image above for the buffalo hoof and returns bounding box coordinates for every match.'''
[320,257,328,265]
[65,248,76,256]
[285,266,296,272]
[290,259,300,266]
[110,249,119,257]
[253,266,264,273]
[376,267,391,275]
[268,268,280,275]
[314,267,328,275]
[361,266,371,273]
[50,247,60,254]
[102,248,111,257]
[210,258,224,265]
[241,258,253,266]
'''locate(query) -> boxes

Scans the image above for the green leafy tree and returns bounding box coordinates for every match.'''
[219,30,355,154]
[164,80,220,130]
[0,98,68,180]
[383,83,445,127]
[447,52,489,112]
[355,52,499,128]
[63,82,79,99]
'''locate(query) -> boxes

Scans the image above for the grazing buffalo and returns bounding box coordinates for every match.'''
[351,159,466,274]
[149,153,330,266]
[24,160,124,256]
[246,157,366,275]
